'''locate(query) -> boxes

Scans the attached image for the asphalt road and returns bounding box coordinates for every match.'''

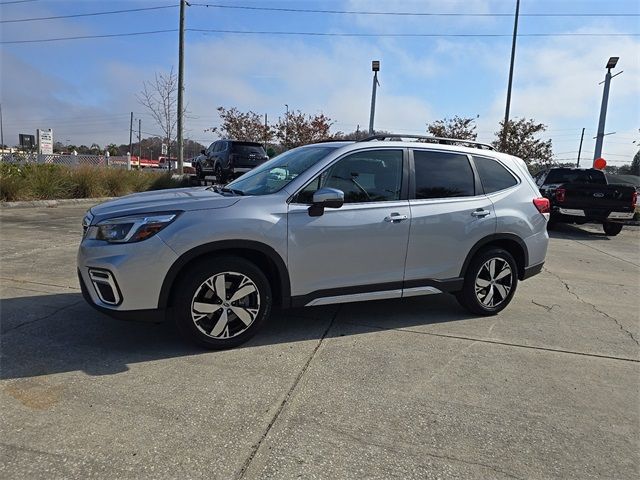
[1,203,638,479]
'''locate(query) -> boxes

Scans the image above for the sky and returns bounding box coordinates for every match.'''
[1,0,639,165]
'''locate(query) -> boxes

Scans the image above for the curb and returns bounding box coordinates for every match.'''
[0,197,115,209]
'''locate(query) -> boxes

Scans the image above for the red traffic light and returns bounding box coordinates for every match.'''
[594,157,607,170]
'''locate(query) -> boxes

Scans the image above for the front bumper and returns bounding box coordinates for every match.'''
[77,234,178,312]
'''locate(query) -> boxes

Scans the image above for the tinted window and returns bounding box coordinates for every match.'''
[296,150,403,204]
[544,169,606,185]
[474,156,518,193]
[232,143,265,156]
[413,150,475,199]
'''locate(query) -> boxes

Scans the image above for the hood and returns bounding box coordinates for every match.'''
[89,187,241,222]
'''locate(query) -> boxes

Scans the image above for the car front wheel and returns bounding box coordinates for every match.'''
[456,248,518,315]
[173,257,272,349]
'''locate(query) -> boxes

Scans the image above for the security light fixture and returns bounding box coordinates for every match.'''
[372,60,380,72]
[606,57,619,69]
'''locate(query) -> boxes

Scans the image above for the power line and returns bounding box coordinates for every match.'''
[188,28,639,38]
[0,29,178,44]
[190,3,640,17]
[2,28,637,44]
[0,4,177,23]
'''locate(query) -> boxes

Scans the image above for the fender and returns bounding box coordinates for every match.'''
[158,240,291,309]
[459,233,529,279]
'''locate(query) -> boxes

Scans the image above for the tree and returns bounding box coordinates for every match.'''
[336,128,392,141]
[427,115,478,140]
[493,118,553,166]
[630,150,640,176]
[209,107,273,143]
[137,67,180,158]
[275,110,335,148]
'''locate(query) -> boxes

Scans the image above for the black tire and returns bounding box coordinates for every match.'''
[455,248,518,316]
[603,222,623,236]
[215,164,227,184]
[173,256,272,349]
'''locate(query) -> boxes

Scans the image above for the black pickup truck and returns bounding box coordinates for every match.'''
[533,167,637,236]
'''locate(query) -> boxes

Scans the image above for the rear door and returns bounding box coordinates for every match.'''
[287,148,411,303]
[404,149,496,288]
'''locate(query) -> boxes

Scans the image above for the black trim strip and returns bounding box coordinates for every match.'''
[523,262,544,280]
[459,233,529,279]
[158,240,291,309]
[290,277,463,308]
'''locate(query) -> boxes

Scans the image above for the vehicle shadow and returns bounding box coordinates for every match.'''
[0,292,476,380]
[548,223,610,240]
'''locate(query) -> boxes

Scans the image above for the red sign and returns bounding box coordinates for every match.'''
[594,157,607,170]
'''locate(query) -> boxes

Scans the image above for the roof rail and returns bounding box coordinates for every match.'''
[357,134,496,151]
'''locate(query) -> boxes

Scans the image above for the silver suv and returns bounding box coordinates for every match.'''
[78,135,550,349]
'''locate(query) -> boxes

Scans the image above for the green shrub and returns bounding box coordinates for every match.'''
[128,170,154,192]
[69,165,107,198]
[0,176,25,201]
[148,173,190,191]
[24,164,73,199]
[101,168,134,196]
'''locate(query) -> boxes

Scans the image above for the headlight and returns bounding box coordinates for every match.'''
[86,213,179,243]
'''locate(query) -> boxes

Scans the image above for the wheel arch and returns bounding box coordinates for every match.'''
[460,234,529,280]
[159,240,291,309]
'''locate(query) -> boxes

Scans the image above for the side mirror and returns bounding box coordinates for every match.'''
[200,149,206,155]
[308,188,344,217]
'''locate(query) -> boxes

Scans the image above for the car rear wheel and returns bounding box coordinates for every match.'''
[603,222,623,236]
[173,257,272,349]
[456,248,518,315]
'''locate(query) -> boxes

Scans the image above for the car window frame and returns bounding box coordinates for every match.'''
[408,148,482,201]
[289,147,410,205]
[472,154,521,195]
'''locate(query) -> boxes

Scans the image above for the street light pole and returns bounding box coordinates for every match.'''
[576,127,585,167]
[368,60,380,135]
[593,56,621,164]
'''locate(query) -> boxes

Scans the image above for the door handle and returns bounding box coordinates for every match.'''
[384,213,408,223]
[471,209,491,218]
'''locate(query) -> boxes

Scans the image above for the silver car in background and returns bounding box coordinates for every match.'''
[78,135,550,348]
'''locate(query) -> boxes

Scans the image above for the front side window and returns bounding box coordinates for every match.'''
[474,156,518,193]
[295,149,403,204]
[413,150,475,199]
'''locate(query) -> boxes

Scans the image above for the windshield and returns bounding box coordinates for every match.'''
[226,145,339,195]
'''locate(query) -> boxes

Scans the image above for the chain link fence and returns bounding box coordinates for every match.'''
[0,152,131,169]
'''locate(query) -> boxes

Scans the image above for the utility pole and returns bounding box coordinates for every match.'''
[177,0,186,174]
[284,104,289,149]
[502,0,520,149]
[0,103,4,150]
[138,119,142,161]
[576,127,585,167]
[369,60,380,135]
[593,57,622,164]
[128,111,133,156]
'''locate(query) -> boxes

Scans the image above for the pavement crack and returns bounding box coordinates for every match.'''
[2,300,84,334]
[543,267,639,347]
[235,305,341,480]
[531,299,560,312]
[339,320,639,363]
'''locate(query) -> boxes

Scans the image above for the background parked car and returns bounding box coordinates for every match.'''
[194,140,269,183]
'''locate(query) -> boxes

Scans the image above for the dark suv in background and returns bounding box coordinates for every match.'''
[194,140,269,183]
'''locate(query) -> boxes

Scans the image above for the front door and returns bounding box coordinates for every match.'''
[287,148,410,305]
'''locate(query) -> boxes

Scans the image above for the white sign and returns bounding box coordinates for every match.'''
[161,143,168,155]
[37,129,53,155]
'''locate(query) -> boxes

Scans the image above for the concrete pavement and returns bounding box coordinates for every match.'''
[1,203,638,479]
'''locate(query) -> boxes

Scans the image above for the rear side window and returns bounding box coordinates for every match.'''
[413,150,475,199]
[474,156,518,193]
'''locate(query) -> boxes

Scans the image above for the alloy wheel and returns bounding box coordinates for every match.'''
[191,271,261,339]
[474,257,513,308]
